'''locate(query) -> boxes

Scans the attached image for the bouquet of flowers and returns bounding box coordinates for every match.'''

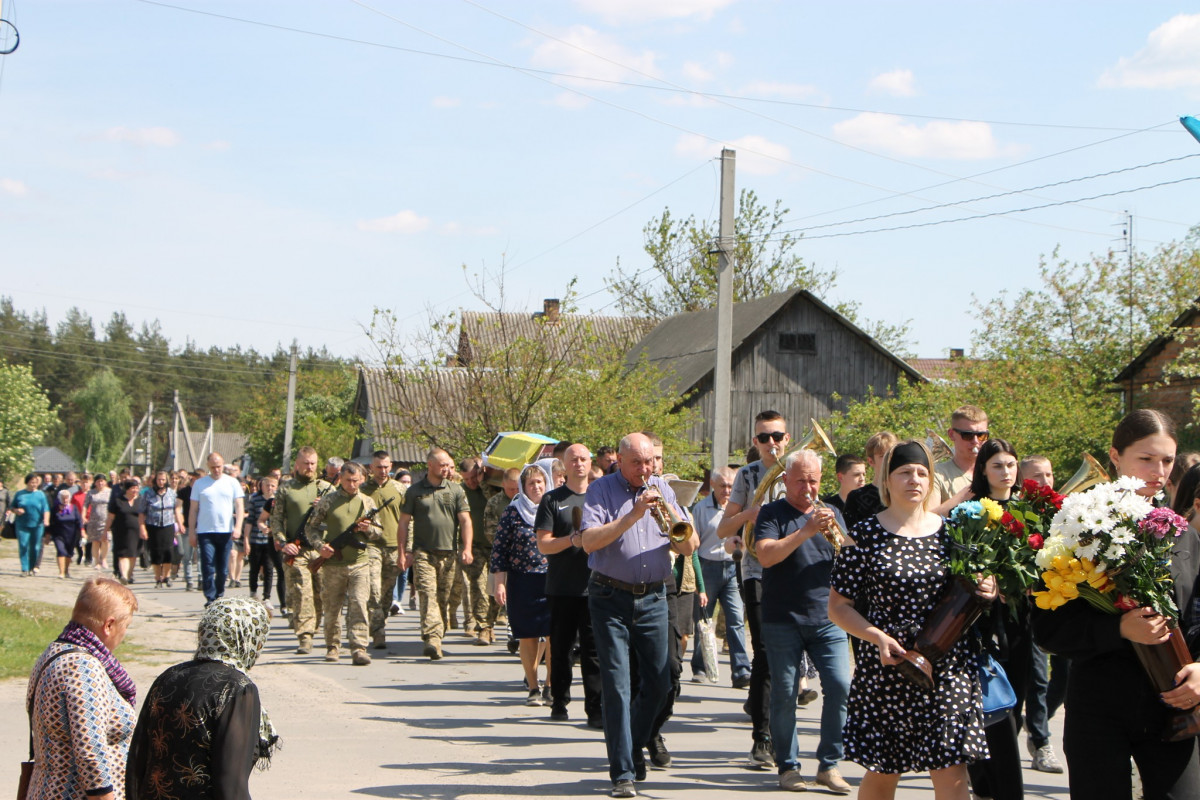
[1031,476,1189,618]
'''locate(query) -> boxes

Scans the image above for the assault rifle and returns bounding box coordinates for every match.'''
[283,483,334,566]
[307,496,396,574]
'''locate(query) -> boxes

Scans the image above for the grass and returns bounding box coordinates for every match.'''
[0,590,160,680]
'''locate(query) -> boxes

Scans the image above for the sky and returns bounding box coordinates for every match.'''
[1,1,1199,364]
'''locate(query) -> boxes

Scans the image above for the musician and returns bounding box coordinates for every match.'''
[755,449,852,794]
[933,404,989,514]
[271,447,331,655]
[717,409,789,767]
[581,433,698,798]
[303,461,381,666]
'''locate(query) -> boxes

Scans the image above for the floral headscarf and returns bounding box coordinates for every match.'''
[195,597,279,763]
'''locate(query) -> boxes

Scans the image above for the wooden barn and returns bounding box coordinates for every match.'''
[1113,297,1200,422]
[626,288,925,455]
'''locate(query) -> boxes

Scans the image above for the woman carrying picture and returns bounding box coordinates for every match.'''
[1032,409,1200,800]
[828,440,996,800]
[491,460,554,706]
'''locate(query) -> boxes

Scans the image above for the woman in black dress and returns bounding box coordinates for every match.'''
[127,596,278,800]
[105,481,142,584]
[1033,410,1200,800]
[828,440,996,800]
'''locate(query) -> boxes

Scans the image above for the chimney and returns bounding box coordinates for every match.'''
[543,298,561,323]
[949,348,965,359]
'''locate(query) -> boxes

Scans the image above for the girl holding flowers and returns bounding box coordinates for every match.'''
[1032,409,1200,800]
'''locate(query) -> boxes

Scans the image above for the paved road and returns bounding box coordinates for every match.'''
[0,554,1072,799]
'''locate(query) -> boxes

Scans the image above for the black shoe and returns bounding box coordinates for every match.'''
[587,715,604,729]
[507,637,519,655]
[647,735,671,768]
[550,707,568,721]
[749,738,775,769]
[732,675,751,689]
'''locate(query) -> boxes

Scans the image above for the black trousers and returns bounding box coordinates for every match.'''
[548,595,602,720]
[249,542,284,604]
[741,578,771,743]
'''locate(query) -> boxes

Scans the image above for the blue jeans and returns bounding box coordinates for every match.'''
[762,620,850,773]
[588,577,670,783]
[691,559,751,680]
[17,525,44,572]
[176,532,196,585]
[197,532,233,603]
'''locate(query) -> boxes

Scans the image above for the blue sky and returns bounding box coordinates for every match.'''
[2,1,1199,362]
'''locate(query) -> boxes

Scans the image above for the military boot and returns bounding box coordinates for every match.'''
[295,635,313,655]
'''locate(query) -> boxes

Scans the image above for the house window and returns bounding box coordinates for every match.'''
[778,332,817,354]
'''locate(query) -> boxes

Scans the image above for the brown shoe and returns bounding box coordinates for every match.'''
[814,768,851,794]
[295,636,313,655]
[351,650,372,666]
[324,647,340,662]
[423,640,444,660]
[779,770,808,792]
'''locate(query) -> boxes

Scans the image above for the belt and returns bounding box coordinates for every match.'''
[591,572,664,596]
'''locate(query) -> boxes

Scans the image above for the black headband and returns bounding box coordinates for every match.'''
[888,442,930,474]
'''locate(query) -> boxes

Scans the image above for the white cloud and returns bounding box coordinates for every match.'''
[574,0,737,25]
[739,80,821,100]
[204,140,231,152]
[1100,13,1200,89]
[528,25,659,89]
[675,133,791,175]
[869,68,916,97]
[432,96,461,109]
[1,178,27,196]
[357,210,431,234]
[105,126,180,147]
[833,113,1018,159]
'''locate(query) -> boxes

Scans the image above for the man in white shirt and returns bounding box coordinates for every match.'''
[187,452,246,606]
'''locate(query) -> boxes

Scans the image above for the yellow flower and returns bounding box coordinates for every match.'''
[1081,558,1113,592]
[980,497,1004,526]
[1033,572,1080,609]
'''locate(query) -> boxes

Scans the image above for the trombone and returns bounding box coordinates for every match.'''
[741,418,838,560]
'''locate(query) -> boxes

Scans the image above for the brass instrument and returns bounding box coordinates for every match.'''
[1058,453,1110,495]
[806,491,852,553]
[742,418,838,560]
[926,429,953,463]
[643,487,694,543]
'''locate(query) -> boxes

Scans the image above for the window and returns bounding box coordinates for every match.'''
[778,332,817,354]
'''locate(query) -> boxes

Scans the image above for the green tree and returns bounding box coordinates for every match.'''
[607,189,913,356]
[68,368,132,473]
[238,366,360,470]
[0,360,57,483]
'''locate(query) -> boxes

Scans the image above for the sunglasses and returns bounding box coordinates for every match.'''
[952,428,990,441]
[755,431,787,444]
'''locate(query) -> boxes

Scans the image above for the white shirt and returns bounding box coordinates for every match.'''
[191,473,244,534]
[691,494,731,562]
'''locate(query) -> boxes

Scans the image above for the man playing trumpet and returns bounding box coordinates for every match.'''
[754,449,852,794]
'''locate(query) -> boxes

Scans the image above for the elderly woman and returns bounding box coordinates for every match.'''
[127,597,279,800]
[49,489,84,579]
[491,459,554,706]
[24,577,139,800]
[12,473,50,576]
[106,480,142,585]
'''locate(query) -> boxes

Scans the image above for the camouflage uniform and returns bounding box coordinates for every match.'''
[403,476,469,651]
[303,486,380,660]
[272,474,332,652]
[478,490,514,639]
[362,476,405,649]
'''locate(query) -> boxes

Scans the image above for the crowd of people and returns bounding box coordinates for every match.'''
[14,403,1200,800]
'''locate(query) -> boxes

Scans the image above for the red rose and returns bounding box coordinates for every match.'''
[1026,533,1044,550]
[1010,519,1025,535]
[1114,594,1139,611]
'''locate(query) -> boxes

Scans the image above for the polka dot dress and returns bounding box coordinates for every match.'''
[830,516,989,774]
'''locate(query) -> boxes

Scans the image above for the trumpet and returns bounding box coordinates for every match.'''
[642,487,694,543]
[806,491,852,554]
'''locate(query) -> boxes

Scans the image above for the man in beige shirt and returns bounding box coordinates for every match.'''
[933,404,990,514]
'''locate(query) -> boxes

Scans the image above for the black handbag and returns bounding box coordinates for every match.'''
[979,651,1017,725]
[19,648,80,800]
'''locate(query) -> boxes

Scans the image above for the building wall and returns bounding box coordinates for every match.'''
[1123,332,1200,424]
[682,297,912,455]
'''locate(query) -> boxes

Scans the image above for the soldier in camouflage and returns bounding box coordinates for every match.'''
[363,450,405,651]
[272,446,331,654]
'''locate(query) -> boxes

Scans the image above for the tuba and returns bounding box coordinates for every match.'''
[1057,453,1110,495]
[742,418,838,560]
[926,429,953,463]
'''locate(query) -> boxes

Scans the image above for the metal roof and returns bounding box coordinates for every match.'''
[458,310,654,365]
[32,446,80,473]
[355,366,476,464]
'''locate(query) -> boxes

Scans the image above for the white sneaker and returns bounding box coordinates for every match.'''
[1031,744,1064,773]
[262,599,274,611]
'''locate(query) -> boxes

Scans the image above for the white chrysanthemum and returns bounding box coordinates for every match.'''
[1109,528,1136,545]
[1114,491,1152,521]
[1104,543,1126,561]
[1075,538,1103,561]
[1113,475,1146,493]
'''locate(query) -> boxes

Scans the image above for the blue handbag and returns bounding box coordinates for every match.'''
[979,652,1017,725]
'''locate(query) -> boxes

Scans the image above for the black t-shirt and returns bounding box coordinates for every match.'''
[534,484,590,596]
[178,486,193,525]
[842,484,883,531]
[755,497,842,627]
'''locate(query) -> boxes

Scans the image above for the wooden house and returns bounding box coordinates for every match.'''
[1113,299,1200,422]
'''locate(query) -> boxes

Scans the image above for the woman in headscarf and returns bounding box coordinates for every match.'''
[127,597,279,800]
[49,488,84,579]
[491,459,554,706]
[25,577,139,800]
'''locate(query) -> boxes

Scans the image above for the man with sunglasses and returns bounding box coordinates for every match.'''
[717,409,790,769]
[933,404,990,513]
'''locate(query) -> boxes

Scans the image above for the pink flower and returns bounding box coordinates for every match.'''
[1138,507,1190,539]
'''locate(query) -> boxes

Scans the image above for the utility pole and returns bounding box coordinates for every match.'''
[145,400,155,474]
[281,339,299,470]
[711,148,736,474]
[1125,211,1135,410]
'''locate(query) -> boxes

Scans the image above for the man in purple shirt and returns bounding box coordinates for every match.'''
[581,433,699,798]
